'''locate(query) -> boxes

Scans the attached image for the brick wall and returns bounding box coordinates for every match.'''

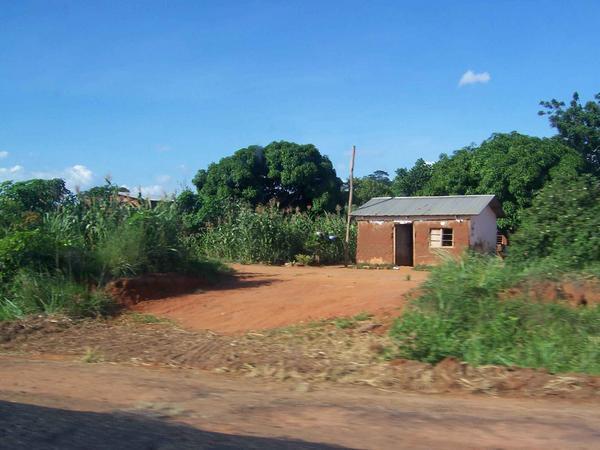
[356,221,395,265]
[413,219,470,266]
[356,218,472,266]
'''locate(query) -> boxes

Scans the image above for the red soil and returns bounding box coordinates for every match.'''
[132,264,427,333]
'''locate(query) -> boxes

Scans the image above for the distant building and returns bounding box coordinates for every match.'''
[350,195,504,266]
[117,193,166,208]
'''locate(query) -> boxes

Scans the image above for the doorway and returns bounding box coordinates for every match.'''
[394,224,413,266]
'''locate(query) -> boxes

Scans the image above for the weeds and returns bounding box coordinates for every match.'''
[195,203,355,265]
[81,347,103,363]
[334,312,374,329]
[389,253,600,375]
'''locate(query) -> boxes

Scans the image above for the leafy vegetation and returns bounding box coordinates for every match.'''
[194,202,355,265]
[390,254,600,374]
[191,141,342,215]
[509,173,600,270]
[539,92,600,174]
[0,179,225,321]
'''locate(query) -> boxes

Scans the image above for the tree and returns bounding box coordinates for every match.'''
[392,158,433,196]
[509,173,600,269]
[192,145,267,205]
[191,141,342,212]
[419,133,583,231]
[0,179,71,234]
[539,92,600,174]
[352,170,393,206]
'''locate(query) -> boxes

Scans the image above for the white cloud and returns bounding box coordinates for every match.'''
[0,165,24,176]
[0,151,8,159]
[458,70,491,87]
[32,164,95,190]
[64,164,93,187]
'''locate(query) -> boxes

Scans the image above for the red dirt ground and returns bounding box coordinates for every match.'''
[2,356,599,449]
[132,264,427,333]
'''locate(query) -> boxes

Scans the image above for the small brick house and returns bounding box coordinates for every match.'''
[351,195,504,266]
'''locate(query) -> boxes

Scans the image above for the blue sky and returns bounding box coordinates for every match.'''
[1,1,599,196]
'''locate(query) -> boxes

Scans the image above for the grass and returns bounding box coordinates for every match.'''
[127,313,171,324]
[389,253,600,375]
[334,312,374,329]
[0,270,115,321]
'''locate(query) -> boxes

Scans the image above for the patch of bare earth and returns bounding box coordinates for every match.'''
[129,264,427,333]
[1,315,598,400]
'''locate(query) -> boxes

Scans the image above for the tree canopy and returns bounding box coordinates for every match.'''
[419,132,583,231]
[540,92,600,174]
[192,141,342,212]
[392,158,433,196]
[352,170,393,206]
[509,173,600,269]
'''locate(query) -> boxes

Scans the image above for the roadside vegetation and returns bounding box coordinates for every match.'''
[0,180,226,320]
[1,91,599,376]
[390,171,600,375]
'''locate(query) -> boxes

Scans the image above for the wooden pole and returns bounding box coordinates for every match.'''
[344,145,356,266]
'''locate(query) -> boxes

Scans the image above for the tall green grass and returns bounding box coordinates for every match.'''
[195,204,356,264]
[0,270,114,321]
[389,253,600,375]
[0,188,228,321]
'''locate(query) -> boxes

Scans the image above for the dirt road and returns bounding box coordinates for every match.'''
[1,357,599,449]
[133,264,426,333]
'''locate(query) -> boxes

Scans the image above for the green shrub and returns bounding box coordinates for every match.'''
[294,254,313,265]
[509,174,600,270]
[0,271,115,320]
[389,254,600,374]
[196,203,355,265]
[0,230,56,283]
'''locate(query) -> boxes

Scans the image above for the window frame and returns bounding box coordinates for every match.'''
[429,227,454,248]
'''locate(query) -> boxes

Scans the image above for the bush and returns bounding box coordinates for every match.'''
[0,271,114,320]
[509,174,600,270]
[196,203,355,265]
[389,254,600,374]
[0,230,56,283]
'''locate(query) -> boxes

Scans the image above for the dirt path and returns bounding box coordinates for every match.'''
[132,264,426,333]
[1,356,599,449]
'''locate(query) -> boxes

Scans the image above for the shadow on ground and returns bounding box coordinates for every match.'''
[0,400,349,450]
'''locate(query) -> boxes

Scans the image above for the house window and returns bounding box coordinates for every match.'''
[430,228,453,248]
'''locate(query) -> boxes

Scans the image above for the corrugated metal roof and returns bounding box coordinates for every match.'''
[350,195,504,218]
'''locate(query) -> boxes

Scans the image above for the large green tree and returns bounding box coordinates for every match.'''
[539,92,600,174]
[392,158,434,196]
[509,173,600,269]
[420,133,583,231]
[0,179,71,235]
[352,170,393,206]
[192,141,342,212]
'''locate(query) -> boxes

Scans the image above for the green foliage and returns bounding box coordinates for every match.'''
[420,132,583,231]
[0,271,114,320]
[196,203,355,265]
[509,173,600,270]
[0,230,56,283]
[351,170,393,206]
[0,178,227,321]
[540,92,600,174]
[389,254,600,374]
[0,178,71,235]
[392,158,433,196]
[192,141,343,212]
[294,254,314,266]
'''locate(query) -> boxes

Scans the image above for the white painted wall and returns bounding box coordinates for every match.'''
[469,206,497,252]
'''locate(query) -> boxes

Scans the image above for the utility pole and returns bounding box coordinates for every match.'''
[344,145,356,266]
